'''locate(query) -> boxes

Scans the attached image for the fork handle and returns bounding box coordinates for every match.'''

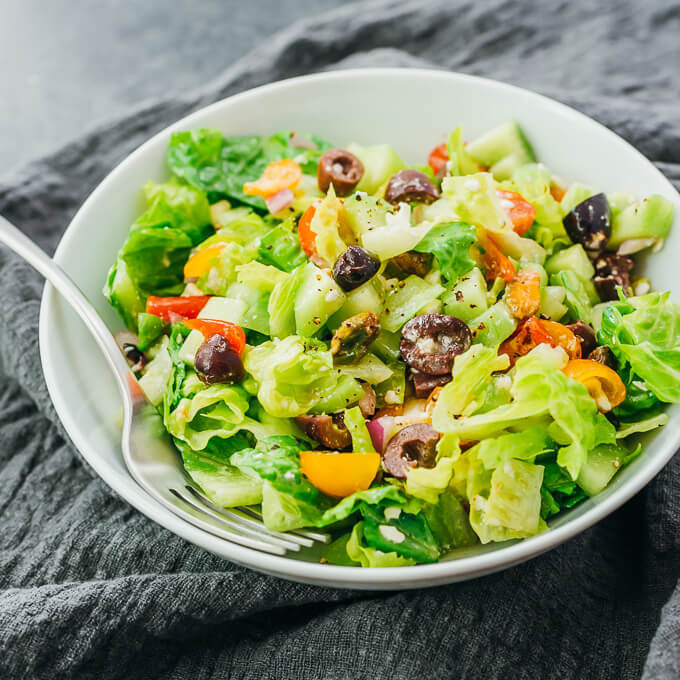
[0,215,130,384]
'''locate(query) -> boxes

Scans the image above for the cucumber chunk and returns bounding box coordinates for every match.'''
[545,244,595,280]
[442,267,488,321]
[348,143,406,194]
[576,444,624,496]
[608,194,674,248]
[467,121,537,181]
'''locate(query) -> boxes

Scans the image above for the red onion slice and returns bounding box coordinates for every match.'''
[366,416,395,453]
[265,188,295,214]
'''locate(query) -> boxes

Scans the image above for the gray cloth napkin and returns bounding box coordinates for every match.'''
[1,1,680,678]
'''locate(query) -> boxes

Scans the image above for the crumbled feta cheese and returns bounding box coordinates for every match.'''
[384,506,402,521]
[384,202,412,229]
[384,390,400,404]
[378,525,406,543]
[496,375,512,391]
[463,178,482,192]
[634,280,650,295]
[415,337,438,354]
[471,495,487,511]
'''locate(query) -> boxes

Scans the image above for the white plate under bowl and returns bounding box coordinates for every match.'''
[39,69,680,589]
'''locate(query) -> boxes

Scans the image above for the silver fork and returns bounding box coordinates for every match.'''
[0,215,329,555]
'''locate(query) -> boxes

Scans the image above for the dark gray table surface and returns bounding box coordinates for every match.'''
[0,0,346,174]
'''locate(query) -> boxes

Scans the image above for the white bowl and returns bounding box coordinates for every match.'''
[39,68,680,589]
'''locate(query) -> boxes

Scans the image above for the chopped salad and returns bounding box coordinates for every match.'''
[105,122,679,567]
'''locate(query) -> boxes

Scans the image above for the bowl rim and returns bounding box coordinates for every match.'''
[38,67,680,588]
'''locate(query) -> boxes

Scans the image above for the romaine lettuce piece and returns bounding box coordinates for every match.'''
[431,345,510,426]
[406,454,457,504]
[340,353,393,384]
[615,411,669,439]
[442,173,511,231]
[346,522,416,567]
[138,180,213,246]
[167,129,331,210]
[484,459,545,534]
[598,291,680,402]
[475,427,554,470]
[435,347,615,479]
[413,221,477,284]
[224,281,270,336]
[180,445,263,507]
[360,503,440,563]
[244,336,349,417]
[267,266,304,339]
[360,204,433,261]
[197,242,252,296]
[310,188,353,266]
[422,489,478,550]
[446,127,481,176]
[550,270,595,323]
[381,275,445,332]
[258,223,307,272]
[236,261,288,292]
[505,163,562,225]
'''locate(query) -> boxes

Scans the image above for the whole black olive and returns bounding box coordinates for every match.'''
[593,252,634,300]
[563,193,612,252]
[410,370,452,398]
[333,246,380,292]
[588,346,618,370]
[384,170,440,205]
[400,314,472,375]
[391,250,433,277]
[566,321,597,357]
[295,414,352,450]
[317,149,364,196]
[195,334,245,384]
[383,423,440,478]
[331,312,381,364]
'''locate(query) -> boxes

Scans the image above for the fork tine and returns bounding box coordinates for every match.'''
[236,505,331,544]
[168,488,289,555]
[184,485,314,549]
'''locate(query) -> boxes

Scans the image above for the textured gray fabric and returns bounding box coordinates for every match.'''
[1,1,679,678]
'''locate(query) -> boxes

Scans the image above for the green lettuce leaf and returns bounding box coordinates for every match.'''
[167,129,330,210]
[346,522,416,567]
[360,503,440,563]
[598,292,680,402]
[413,221,477,284]
[434,346,615,479]
[243,336,361,418]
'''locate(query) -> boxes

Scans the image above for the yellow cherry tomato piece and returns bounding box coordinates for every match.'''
[183,244,226,279]
[562,359,626,412]
[299,451,381,498]
[243,158,303,197]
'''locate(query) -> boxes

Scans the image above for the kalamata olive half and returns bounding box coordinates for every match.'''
[563,193,612,252]
[391,250,433,277]
[588,346,618,370]
[566,321,597,357]
[410,371,452,398]
[195,334,245,384]
[593,253,634,300]
[384,170,440,205]
[333,246,380,291]
[295,414,352,450]
[383,423,440,478]
[317,149,364,196]
[122,343,145,371]
[331,312,381,364]
[358,383,377,418]
[400,314,472,375]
